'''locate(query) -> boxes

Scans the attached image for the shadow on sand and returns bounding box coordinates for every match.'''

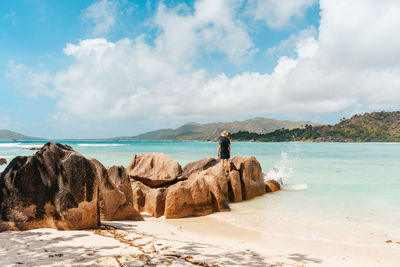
[0,223,322,266]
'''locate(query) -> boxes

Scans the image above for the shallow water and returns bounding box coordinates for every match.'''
[1,141,399,245]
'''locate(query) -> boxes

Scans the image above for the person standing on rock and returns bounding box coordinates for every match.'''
[218,131,231,174]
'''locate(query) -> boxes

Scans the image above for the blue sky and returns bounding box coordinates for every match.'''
[1,0,399,138]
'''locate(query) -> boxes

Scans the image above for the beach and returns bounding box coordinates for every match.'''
[1,141,400,266]
[1,213,399,267]
[3,0,400,265]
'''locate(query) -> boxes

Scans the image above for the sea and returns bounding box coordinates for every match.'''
[1,141,399,247]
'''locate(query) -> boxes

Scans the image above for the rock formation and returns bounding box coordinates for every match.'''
[0,143,100,231]
[164,173,230,218]
[128,154,266,219]
[93,160,143,222]
[0,158,6,165]
[0,144,268,230]
[126,153,183,187]
[264,180,281,192]
[108,165,143,220]
[131,181,166,218]
[181,157,218,178]
[231,156,266,200]
[0,143,144,232]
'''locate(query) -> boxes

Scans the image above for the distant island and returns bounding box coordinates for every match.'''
[229,111,400,142]
[114,118,320,141]
[0,130,43,142]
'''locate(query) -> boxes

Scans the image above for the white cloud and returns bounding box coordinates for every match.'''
[5,60,55,98]
[268,26,317,56]
[82,0,119,36]
[318,0,400,70]
[46,0,257,120]
[7,0,400,130]
[153,0,256,66]
[247,0,317,29]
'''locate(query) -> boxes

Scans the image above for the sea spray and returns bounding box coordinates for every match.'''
[264,151,294,183]
[264,151,307,190]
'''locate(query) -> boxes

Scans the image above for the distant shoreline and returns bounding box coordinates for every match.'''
[3,111,400,142]
[3,139,400,143]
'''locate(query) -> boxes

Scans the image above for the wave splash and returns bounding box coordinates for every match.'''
[264,151,307,191]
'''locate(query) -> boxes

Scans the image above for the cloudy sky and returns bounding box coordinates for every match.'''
[1,0,399,138]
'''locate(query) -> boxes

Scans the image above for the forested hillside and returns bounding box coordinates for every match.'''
[230,112,400,142]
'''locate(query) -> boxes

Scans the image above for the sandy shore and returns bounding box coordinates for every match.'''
[0,214,399,266]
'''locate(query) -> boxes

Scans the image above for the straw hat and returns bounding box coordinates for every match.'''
[221,130,228,137]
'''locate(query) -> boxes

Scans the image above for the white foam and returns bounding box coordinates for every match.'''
[0,143,22,148]
[0,143,44,149]
[77,143,125,147]
[282,183,308,191]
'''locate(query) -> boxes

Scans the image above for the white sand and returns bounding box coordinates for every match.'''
[0,214,399,266]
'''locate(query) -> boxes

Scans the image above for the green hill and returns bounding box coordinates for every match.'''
[230,111,400,142]
[0,130,44,141]
[118,118,320,141]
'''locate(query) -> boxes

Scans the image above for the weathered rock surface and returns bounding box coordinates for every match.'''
[264,180,281,193]
[164,173,230,219]
[181,157,218,178]
[231,156,266,200]
[108,165,140,218]
[0,143,99,231]
[195,164,243,202]
[226,170,243,202]
[131,181,166,218]
[93,160,143,222]
[0,158,6,165]
[127,153,183,187]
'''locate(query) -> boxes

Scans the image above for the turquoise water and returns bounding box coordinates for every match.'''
[1,141,400,245]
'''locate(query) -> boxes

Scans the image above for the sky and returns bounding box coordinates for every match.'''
[1,0,400,139]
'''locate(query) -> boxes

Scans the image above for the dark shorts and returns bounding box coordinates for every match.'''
[220,151,230,159]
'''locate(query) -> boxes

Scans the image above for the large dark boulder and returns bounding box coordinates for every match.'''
[0,143,100,231]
